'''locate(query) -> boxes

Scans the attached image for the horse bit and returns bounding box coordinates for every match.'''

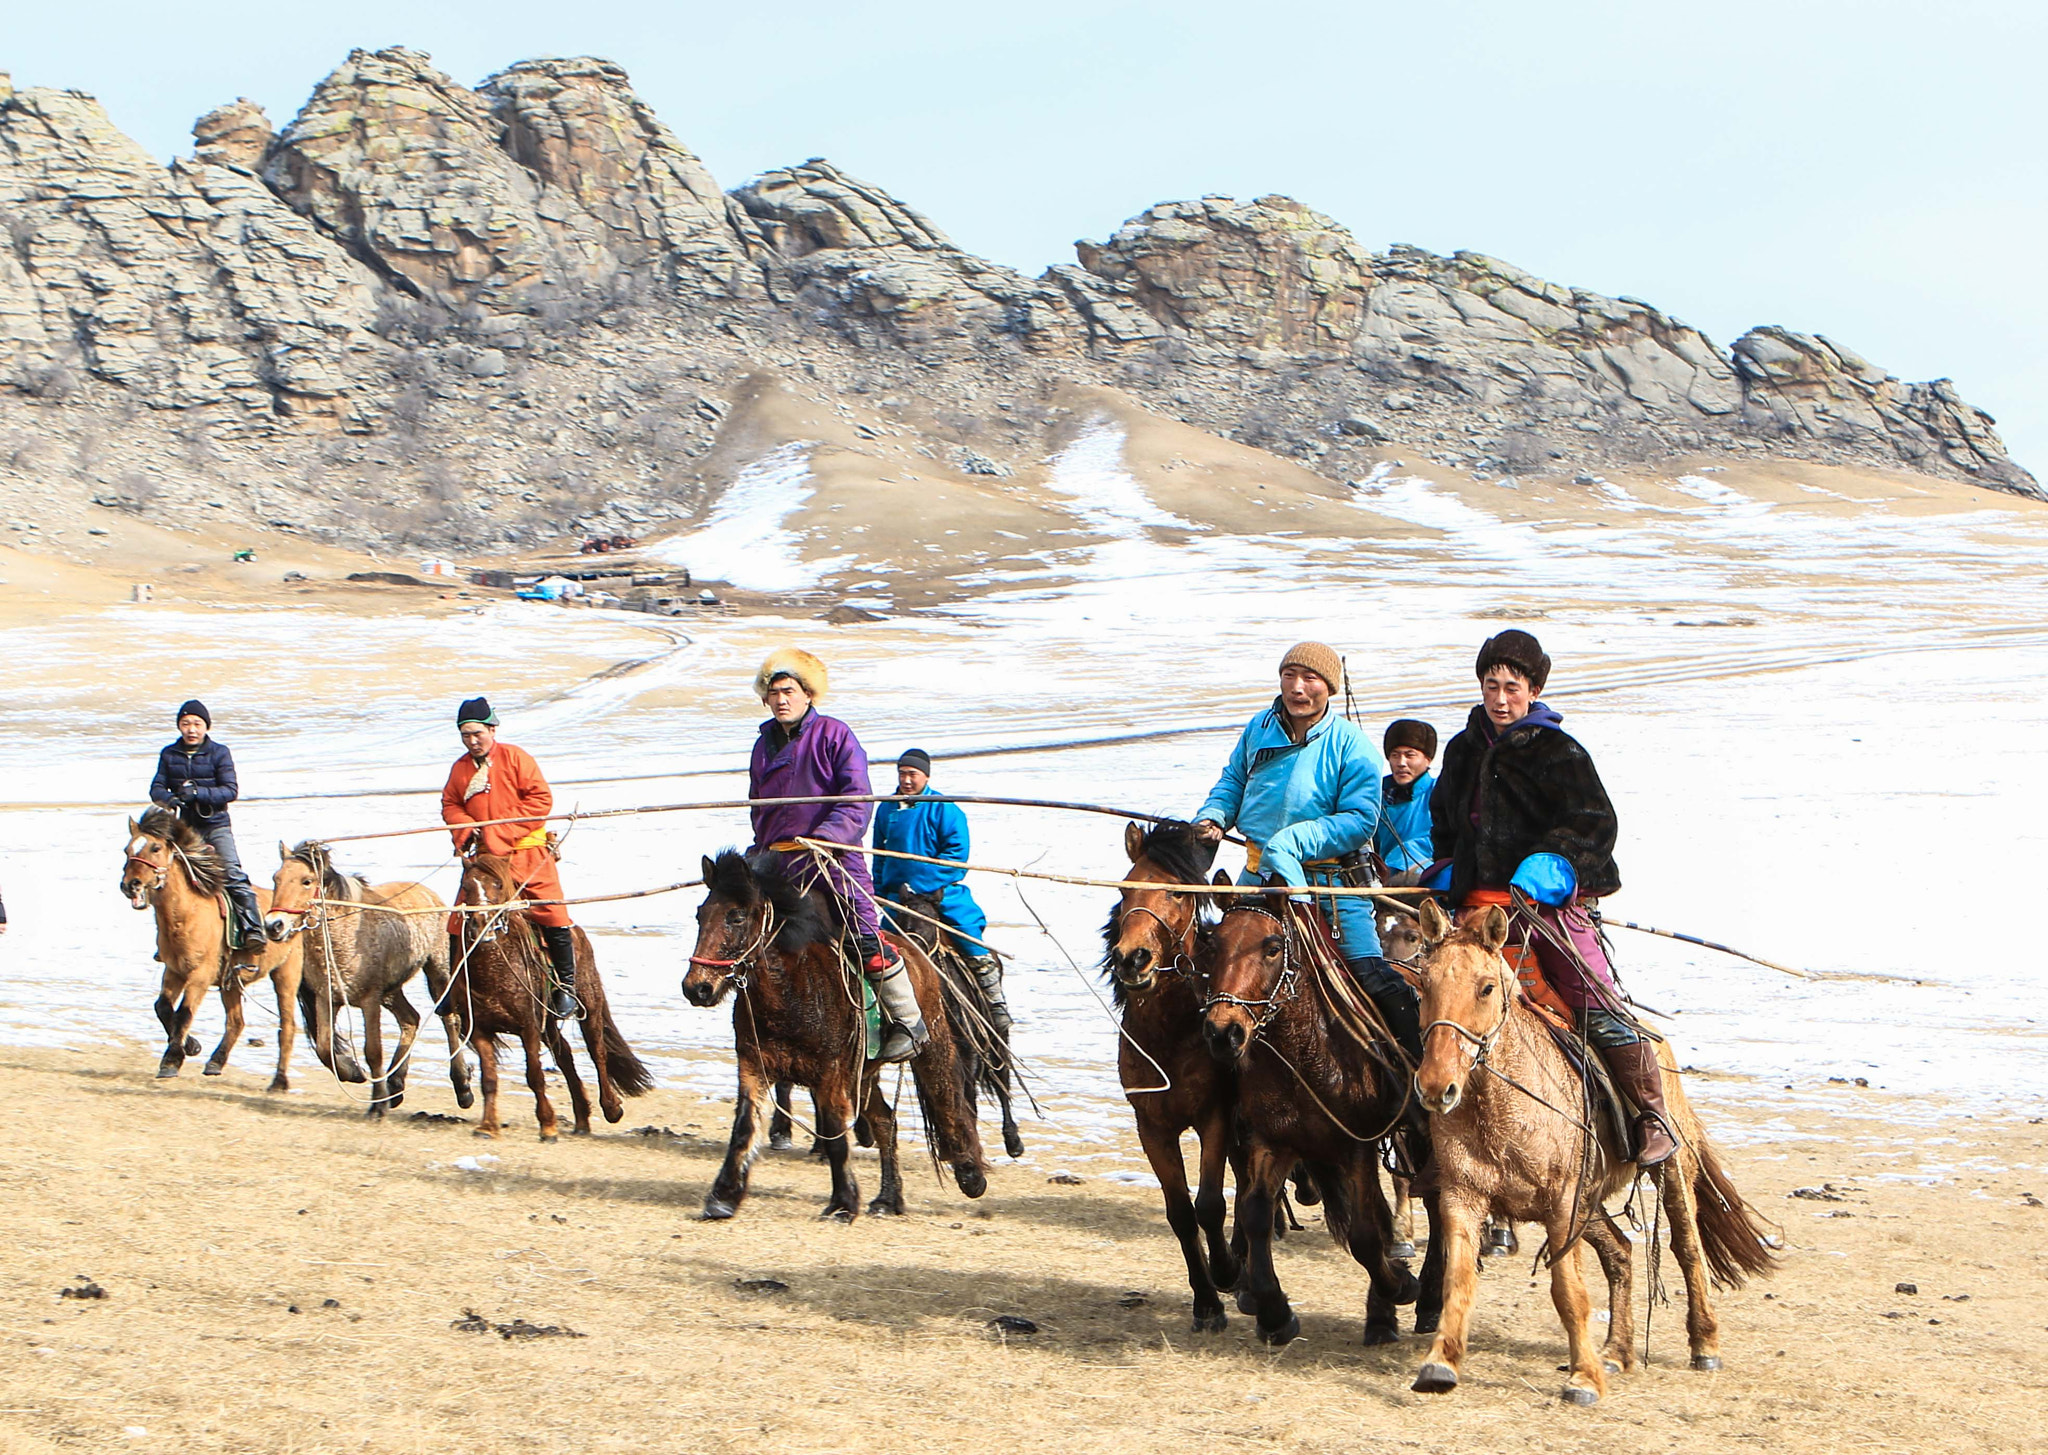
[688,903,778,994]
[1119,895,1201,979]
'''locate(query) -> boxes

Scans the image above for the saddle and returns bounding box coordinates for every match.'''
[1538,1020,1638,1158]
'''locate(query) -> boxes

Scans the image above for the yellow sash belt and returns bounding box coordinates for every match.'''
[512,827,549,851]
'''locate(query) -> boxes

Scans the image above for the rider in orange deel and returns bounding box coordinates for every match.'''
[441,696,582,1021]
[1424,630,1676,1166]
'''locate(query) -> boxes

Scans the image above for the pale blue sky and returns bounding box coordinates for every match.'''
[9,2,2045,473]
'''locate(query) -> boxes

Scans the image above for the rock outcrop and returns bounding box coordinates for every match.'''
[0,47,2036,512]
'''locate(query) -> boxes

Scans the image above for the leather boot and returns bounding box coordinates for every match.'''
[1603,1040,1677,1167]
[966,954,1013,1036]
[867,948,928,1063]
[540,925,584,1022]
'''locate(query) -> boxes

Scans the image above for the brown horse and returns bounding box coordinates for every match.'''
[1102,819,1249,1332]
[890,885,1025,1161]
[451,853,654,1140]
[1410,900,1779,1404]
[682,851,988,1222]
[1202,894,1444,1346]
[120,807,304,1087]
[264,841,471,1117]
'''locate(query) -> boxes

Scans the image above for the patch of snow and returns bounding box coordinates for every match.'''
[1041,421,1204,537]
[654,443,850,591]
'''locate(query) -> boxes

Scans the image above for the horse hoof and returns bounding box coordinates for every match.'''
[768,1134,794,1152]
[1391,1268,1421,1306]
[954,1163,988,1199]
[1235,1288,1260,1317]
[701,1198,738,1221]
[454,1088,476,1110]
[1412,1362,1459,1394]
[1256,1313,1301,1346]
[202,1063,225,1077]
[1390,1240,1418,1261]
[183,1035,201,1056]
[1604,1359,1622,1374]
[472,1127,499,1140]
[155,1061,182,1080]
[865,1198,904,1218]
[1690,1355,1722,1373]
[540,1131,559,1144]
[266,1078,288,1094]
[820,1206,855,1223]
[568,1126,592,1138]
[1413,1311,1440,1336]
[1362,1321,1402,1347]
[1004,1128,1026,1160]
[1561,1385,1599,1407]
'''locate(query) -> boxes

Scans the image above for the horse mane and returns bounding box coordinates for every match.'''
[1099,820,1219,1006]
[138,805,227,897]
[706,849,834,953]
[286,839,370,902]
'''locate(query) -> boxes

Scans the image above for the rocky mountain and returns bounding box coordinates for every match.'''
[0,47,2036,562]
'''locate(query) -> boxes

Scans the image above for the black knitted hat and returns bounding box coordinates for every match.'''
[175,699,210,727]
[897,748,933,776]
[456,696,498,727]
[1475,630,1551,693]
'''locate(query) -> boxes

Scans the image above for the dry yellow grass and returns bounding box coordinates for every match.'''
[1,1044,2043,1454]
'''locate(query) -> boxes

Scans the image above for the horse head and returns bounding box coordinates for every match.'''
[1103,820,1219,994]
[121,812,171,908]
[1200,893,1294,1064]
[266,842,331,939]
[1412,900,1514,1115]
[1378,904,1426,966]
[684,851,775,1007]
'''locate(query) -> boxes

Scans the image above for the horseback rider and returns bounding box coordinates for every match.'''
[747,649,928,1062]
[1427,629,1676,1167]
[440,697,583,1022]
[1374,719,1439,884]
[148,700,265,947]
[1193,643,1424,1066]
[872,747,1011,1035]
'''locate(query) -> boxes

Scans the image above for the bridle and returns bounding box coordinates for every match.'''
[1113,885,1202,984]
[1416,950,1594,1132]
[1201,903,1300,1047]
[123,843,169,906]
[688,900,778,996]
[265,855,330,939]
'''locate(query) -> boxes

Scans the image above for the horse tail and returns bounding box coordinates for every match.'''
[1689,1131,1781,1287]
[599,1004,655,1097]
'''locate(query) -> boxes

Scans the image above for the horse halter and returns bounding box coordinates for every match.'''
[688,901,778,994]
[266,857,329,938]
[1201,904,1300,1046]
[1116,889,1201,981]
[1418,954,1516,1077]
[123,843,169,905]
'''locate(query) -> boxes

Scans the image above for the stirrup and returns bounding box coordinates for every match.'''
[875,1022,928,1063]
[549,986,585,1022]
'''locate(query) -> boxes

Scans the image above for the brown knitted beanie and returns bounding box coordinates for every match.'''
[1279,641,1343,693]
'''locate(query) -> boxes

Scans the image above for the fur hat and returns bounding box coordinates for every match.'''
[1279,641,1343,692]
[1383,718,1438,760]
[1475,630,1551,693]
[175,699,211,728]
[754,647,828,702]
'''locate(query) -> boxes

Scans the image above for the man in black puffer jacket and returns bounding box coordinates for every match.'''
[149,699,265,947]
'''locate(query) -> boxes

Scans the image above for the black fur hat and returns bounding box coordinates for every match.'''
[1475,630,1550,693]
[1383,719,1438,760]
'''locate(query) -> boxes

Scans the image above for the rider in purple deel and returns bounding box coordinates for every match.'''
[746,648,928,1061]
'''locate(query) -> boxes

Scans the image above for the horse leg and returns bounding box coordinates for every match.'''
[1390,1174,1417,1255]
[152,983,187,1079]
[1414,1195,1483,1393]
[818,1076,861,1222]
[993,1063,1024,1160]
[1337,1158,1414,1346]
[547,1022,594,1136]
[204,975,244,1076]
[703,1054,771,1220]
[1138,1111,1226,1332]
[422,953,473,1110]
[378,987,422,1113]
[1227,1122,1255,1309]
[268,957,300,1094]
[1414,1186,1447,1335]
[1240,1144,1300,1345]
[359,997,389,1119]
[162,981,208,1078]
[1660,1154,1724,1371]
[1193,1104,1240,1300]
[862,1079,904,1217]
[472,1037,502,1138]
[1549,1224,1607,1405]
[520,1023,559,1143]
[1582,1210,1636,1372]
[768,1077,796,1151]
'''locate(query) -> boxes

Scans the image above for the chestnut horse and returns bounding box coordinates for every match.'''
[264,841,470,1117]
[120,807,304,1087]
[1410,900,1778,1404]
[1202,894,1444,1346]
[1102,819,1249,1332]
[682,851,987,1222]
[451,853,654,1140]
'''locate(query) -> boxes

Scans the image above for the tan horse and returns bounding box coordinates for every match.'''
[120,807,304,1087]
[264,841,472,1117]
[1409,900,1778,1404]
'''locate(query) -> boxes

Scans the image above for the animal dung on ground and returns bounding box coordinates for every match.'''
[987,1315,1038,1335]
[451,1308,586,1340]
[1896,1282,1918,1295]
[1117,1291,1147,1308]
[451,1309,493,1334]
[409,1111,465,1125]
[735,1277,789,1294]
[58,1277,107,1300]
[1047,1172,1082,1185]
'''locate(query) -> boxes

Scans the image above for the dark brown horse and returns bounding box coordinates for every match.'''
[1101,819,1250,1332]
[1202,895,1445,1346]
[682,851,988,1222]
[890,886,1025,1161]
[451,854,655,1140]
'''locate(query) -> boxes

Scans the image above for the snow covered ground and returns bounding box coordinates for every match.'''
[3,438,2046,1164]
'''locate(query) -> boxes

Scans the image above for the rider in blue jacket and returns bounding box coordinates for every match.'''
[871,748,1009,1033]
[1194,643,1421,1063]
[1373,718,1438,879]
[148,700,265,946]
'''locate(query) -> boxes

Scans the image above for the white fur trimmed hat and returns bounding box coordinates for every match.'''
[754,647,828,702]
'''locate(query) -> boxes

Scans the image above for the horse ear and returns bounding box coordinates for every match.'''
[127,816,139,836]
[1124,820,1145,863]
[701,855,716,882]
[1418,897,1453,945]
[278,840,290,862]
[1212,869,1232,889]
[1475,905,1510,953]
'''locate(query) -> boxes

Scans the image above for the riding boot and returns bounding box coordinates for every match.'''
[539,924,584,1022]
[966,954,1013,1036]
[229,886,267,949]
[1603,1040,1678,1167]
[1347,956,1424,1064]
[864,940,928,1063]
